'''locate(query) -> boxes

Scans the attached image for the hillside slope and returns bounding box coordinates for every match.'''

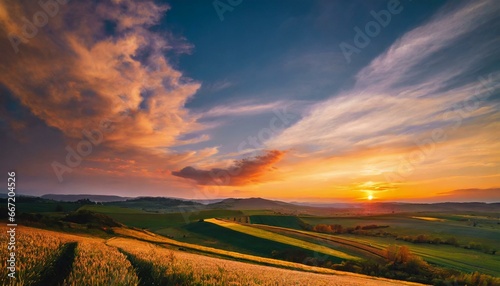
[0,225,425,286]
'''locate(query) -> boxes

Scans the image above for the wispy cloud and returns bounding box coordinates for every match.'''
[260,0,500,200]
[1,0,498,201]
[202,79,233,93]
[268,0,499,155]
[200,101,286,118]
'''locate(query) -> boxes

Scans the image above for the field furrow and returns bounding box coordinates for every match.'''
[108,237,425,286]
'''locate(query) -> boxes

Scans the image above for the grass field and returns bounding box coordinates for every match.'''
[62,204,500,278]
[250,215,305,229]
[0,227,74,285]
[336,234,500,277]
[78,205,146,214]
[82,205,247,230]
[72,205,500,278]
[300,213,500,248]
[245,214,500,277]
[0,225,425,285]
[206,218,358,261]
[411,216,445,222]
[63,239,139,285]
[108,237,421,286]
[182,220,349,263]
[112,226,357,271]
[16,201,82,213]
[184,220,321,259]
[249,223,386,259]
[11,199,500,285]
[260,227,500,277]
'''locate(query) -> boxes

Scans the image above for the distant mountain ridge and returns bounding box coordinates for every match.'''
[42,194,131,202]
[37,194,500,213]
[208,197,296,210]
[119,196,202,206]
[40,194,221,205]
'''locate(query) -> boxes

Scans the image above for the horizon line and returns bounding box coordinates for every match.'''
[18,193,500,204]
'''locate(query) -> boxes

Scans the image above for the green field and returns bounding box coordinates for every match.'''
[18,201,82,213]
[73,205,500,276]
[16,199,500,284]
[332,234,500,276]
[78,205,146,214]
[207,218,357,261]
[247,221,500,276]
[248,224,385,260]
[182,220,345,263]
[300,213,500,249]
[82,205,247,230]
[250,215,305,229]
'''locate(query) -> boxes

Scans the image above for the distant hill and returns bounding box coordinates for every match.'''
[121,197,201,205]
[107,197,204,213]
[289,202,356,208]
[62,210,122,227]
[42,194,131,202]
[206,198,500,215]
[208,197,297,210]
[366,202,500,213]
[37,194,500,214]
[192,199,225,205]
[205,197,335,215]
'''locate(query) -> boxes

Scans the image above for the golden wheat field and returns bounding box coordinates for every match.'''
[0,226,72,285]
[63,239,139,286]
[112,226,355,275]
[0,226,424,286]
[108,237,424,286]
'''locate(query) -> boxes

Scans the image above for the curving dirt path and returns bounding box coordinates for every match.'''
[250,223,386,258]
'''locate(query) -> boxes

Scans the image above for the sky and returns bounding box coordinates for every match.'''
[0,0,499,202]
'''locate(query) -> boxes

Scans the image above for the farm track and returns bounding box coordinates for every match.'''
[250,223,386,258]
[110,237,427,286]
[250,223,500,276]
[0,225,427,286]
[34,242,77,286]
[119,250,159,286]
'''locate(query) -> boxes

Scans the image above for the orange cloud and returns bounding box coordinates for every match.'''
[0,0,227,194]
[172,150,286,186]
[436,188,500,202]
[0,0,203,151]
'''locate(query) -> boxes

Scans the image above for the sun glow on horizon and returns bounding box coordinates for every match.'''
[368,194,373,201]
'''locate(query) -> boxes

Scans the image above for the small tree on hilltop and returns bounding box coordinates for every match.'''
[385,245,412,265]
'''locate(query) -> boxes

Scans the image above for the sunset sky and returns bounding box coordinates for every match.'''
[0,0,499,202]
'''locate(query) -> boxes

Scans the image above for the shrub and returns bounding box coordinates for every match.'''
[385,245,412,265]
[445,237,459,247]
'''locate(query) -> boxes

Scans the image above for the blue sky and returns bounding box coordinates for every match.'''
[0,0,498,201]
[162,0,449,154]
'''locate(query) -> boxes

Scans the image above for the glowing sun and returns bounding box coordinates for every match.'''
[368,194,374,201]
